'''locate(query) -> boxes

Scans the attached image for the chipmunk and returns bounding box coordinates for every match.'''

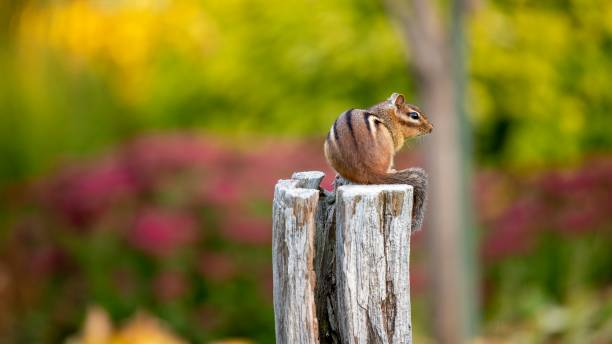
[324,92,433,229]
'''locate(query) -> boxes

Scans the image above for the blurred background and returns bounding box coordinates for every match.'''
[0,0,611,343]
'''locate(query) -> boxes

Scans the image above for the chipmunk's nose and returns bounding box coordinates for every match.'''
[428,124,433,133]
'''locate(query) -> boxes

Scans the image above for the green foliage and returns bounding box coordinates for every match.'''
[470,0,612,166]
[484,234,612,342]
[2,0,612,183]
[0,0,410,184]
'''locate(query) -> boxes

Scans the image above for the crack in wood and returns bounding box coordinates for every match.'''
[273,173,413,344]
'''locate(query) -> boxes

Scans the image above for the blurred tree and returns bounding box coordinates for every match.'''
[384,0,476,342]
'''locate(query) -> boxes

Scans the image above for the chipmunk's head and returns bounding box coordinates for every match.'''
[388,92,433,138]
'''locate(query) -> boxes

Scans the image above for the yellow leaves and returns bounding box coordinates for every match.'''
[11,0,406,136]
[17,0,216,104]
[20,0,214,66]
[76,306,113,344]
[467,1,612,167]
[605,2,612,34]
[558,98,584,135]
[67,305,258,344]
[209,340,255,344]
[107,315,187,344]
[470,4,570,80]
[69,306,188,344]
[468,80,493,124]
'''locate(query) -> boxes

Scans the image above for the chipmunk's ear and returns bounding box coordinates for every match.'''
[389,93,405,107]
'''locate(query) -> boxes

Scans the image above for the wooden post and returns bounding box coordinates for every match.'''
[272,178,320,344]
[272,171,414,344]
[335,185,413,344]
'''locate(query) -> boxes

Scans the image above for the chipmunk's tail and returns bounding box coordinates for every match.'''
[368,168,428,231]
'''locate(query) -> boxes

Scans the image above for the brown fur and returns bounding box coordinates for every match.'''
[323,93,433,229]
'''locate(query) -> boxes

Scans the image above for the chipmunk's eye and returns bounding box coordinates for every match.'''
[409,112,420,120]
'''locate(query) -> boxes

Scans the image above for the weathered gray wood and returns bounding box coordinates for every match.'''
[292,171,325,190]
[273,172,414,344]
[272,179,320,344]
[313,181,340,344]
[335,185,413,344]
[285,171,340,343]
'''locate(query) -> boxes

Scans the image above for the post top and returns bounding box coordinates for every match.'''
[291,171,326,190]
[291,171,325,180]
[285,187,319,199]
[338,184,412,196]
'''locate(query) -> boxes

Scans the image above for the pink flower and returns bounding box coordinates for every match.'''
[128,209,197,257]
[41,157,136,227]
[555,207,600,233]
[123,134,224,183]
[483,199,542,261]
[200,178,242,205]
